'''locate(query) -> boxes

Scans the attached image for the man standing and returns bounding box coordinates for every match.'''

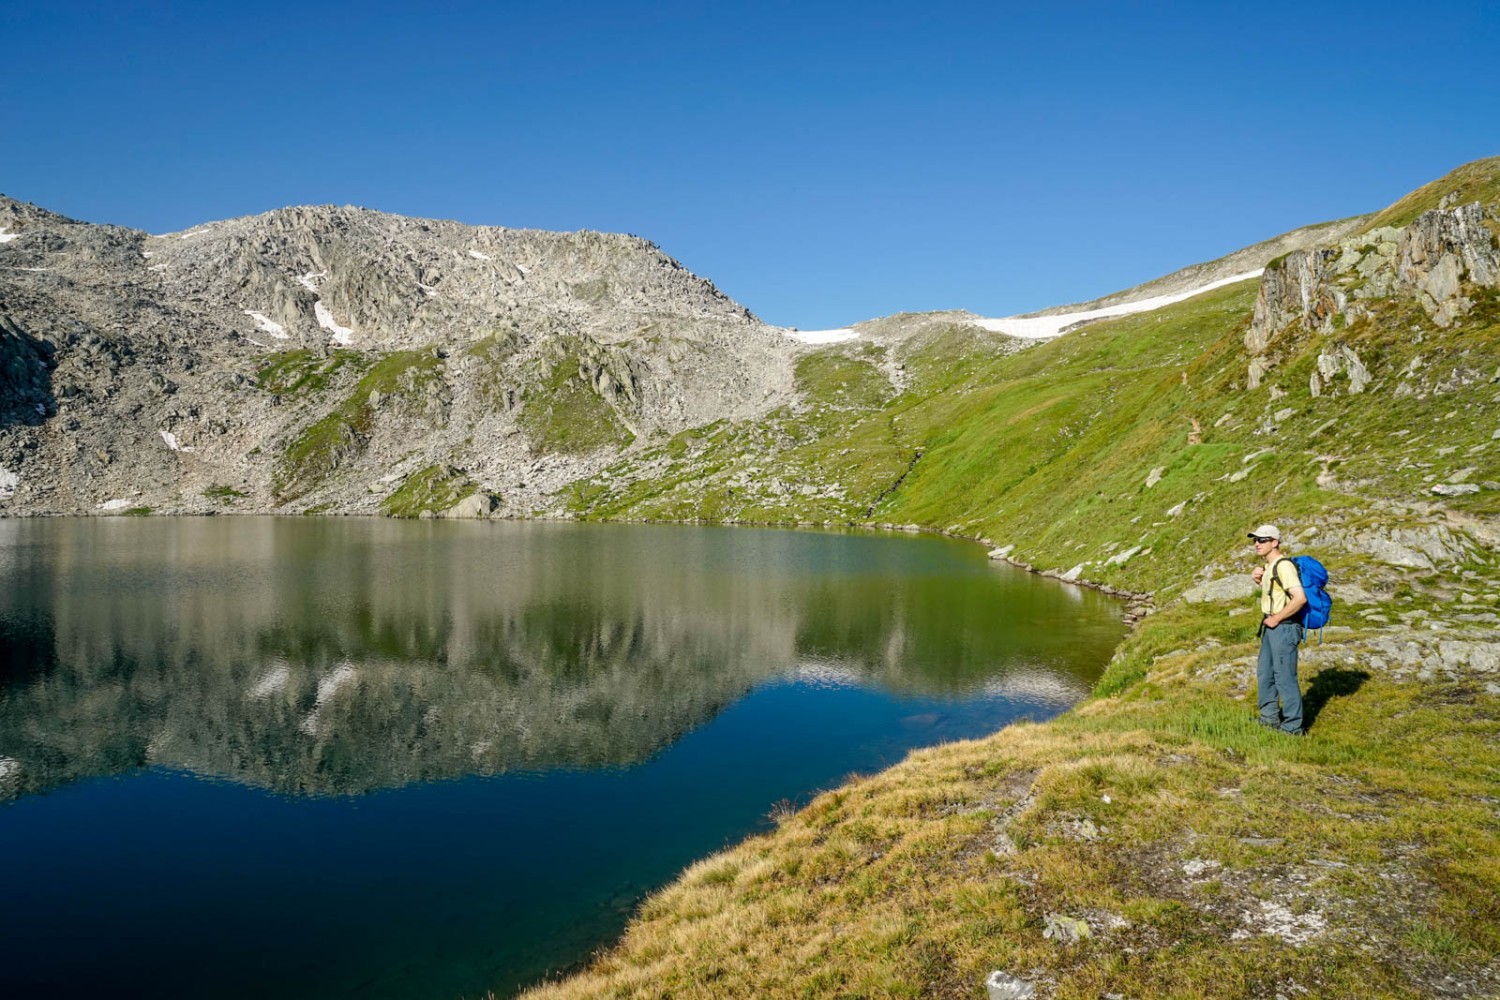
[1248,525,1307,735]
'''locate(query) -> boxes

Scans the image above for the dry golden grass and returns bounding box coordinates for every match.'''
[521,629,1500,999]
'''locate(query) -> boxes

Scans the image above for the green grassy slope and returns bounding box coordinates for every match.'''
[1364,155,1500,232]
[570,275,1498,601]
[271,348,444,503]
[524,161,1500,999]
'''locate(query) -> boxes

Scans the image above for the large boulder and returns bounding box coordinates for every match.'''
[1183,575,1255,603]
[442,492,500,518]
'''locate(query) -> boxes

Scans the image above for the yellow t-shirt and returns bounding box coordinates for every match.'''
[1260,557,1302,615]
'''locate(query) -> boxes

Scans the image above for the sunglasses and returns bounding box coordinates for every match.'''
[1250,536,1275,544]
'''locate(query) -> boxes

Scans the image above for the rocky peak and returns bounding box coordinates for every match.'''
[0,194,83,234]
[0,196,796,517]
[141,203,766,355]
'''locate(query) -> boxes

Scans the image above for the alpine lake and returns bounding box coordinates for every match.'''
[0,517,1125,999]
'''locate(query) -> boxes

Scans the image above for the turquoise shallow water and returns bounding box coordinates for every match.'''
[0,517,1124,999]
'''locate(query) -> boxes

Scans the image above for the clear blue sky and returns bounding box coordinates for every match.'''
[3,1,1497,329]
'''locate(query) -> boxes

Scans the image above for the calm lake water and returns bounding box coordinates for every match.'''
[0,517,1124,999]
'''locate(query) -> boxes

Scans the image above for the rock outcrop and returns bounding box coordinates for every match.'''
[1245,202,1500,388]
[1396,202,1500,326]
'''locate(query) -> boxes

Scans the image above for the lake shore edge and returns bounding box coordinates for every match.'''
[513,517,1499,998]
[8,509,1494,995]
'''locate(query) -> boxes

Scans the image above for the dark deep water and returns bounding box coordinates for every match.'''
[0,517,1125,999]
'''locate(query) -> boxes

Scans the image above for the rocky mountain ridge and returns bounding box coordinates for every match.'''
[0,197,796,515]
[3,161,1500,524]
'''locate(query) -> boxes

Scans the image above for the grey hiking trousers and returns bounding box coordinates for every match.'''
[1257,621,1304,734]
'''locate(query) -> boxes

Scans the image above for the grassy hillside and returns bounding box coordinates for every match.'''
[571,276,1498,602]
[1364,155,1500,233]
[523,163,1500,998]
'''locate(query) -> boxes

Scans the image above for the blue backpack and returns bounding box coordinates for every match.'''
[1275,556,1332,638]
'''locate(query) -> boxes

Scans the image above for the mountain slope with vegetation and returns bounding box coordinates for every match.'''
[4,155,1498,998]
[523,159,1500,998]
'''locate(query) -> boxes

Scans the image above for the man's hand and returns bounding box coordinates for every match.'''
[1262,614,1280,628]
[1251,566,1265,584]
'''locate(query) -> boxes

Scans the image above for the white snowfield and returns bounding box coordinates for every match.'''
[0,227,19,243]
[970,269,1264,339]
[787,327,859,345]
[243,310,289,339]
[293,272,355,344]
[783,269,1263,345]
[315,301,354,345]
[468,249,492,261]
[159,429,194,453]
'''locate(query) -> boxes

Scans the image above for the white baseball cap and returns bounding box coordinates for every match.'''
[1247,524,1281,540]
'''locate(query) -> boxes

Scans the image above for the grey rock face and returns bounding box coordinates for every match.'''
[1042,912,1091,944]
[1316,523,1473,571]
[0,310,55,425]
[1244,203,1500,383]
[442,492,500,518]
[1183,575,1254,604]
[149,204,768,353]
[1352,630,1500,683]
[985,970,1036,1000]
[1397,203,1500,327]
[1247,248,1349,355]
[1309,343,1371,397]
[0,195,798,515]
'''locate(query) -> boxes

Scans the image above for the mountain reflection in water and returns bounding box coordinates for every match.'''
[0,518,1125,999]
[0,518,1119,801]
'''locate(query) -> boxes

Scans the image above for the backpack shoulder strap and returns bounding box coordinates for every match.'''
[1271,557,1299,593]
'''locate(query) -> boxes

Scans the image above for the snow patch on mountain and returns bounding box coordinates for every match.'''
[315,302,354,345]
[974,270,1264,339]
[787,327,859,345]
[244,310,289,339]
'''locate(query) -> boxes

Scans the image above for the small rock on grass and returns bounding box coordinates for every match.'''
[1042,913,1091,944]
[985,969,1036,999]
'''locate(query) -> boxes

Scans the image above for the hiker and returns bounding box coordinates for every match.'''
[1248,524,1307,735]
